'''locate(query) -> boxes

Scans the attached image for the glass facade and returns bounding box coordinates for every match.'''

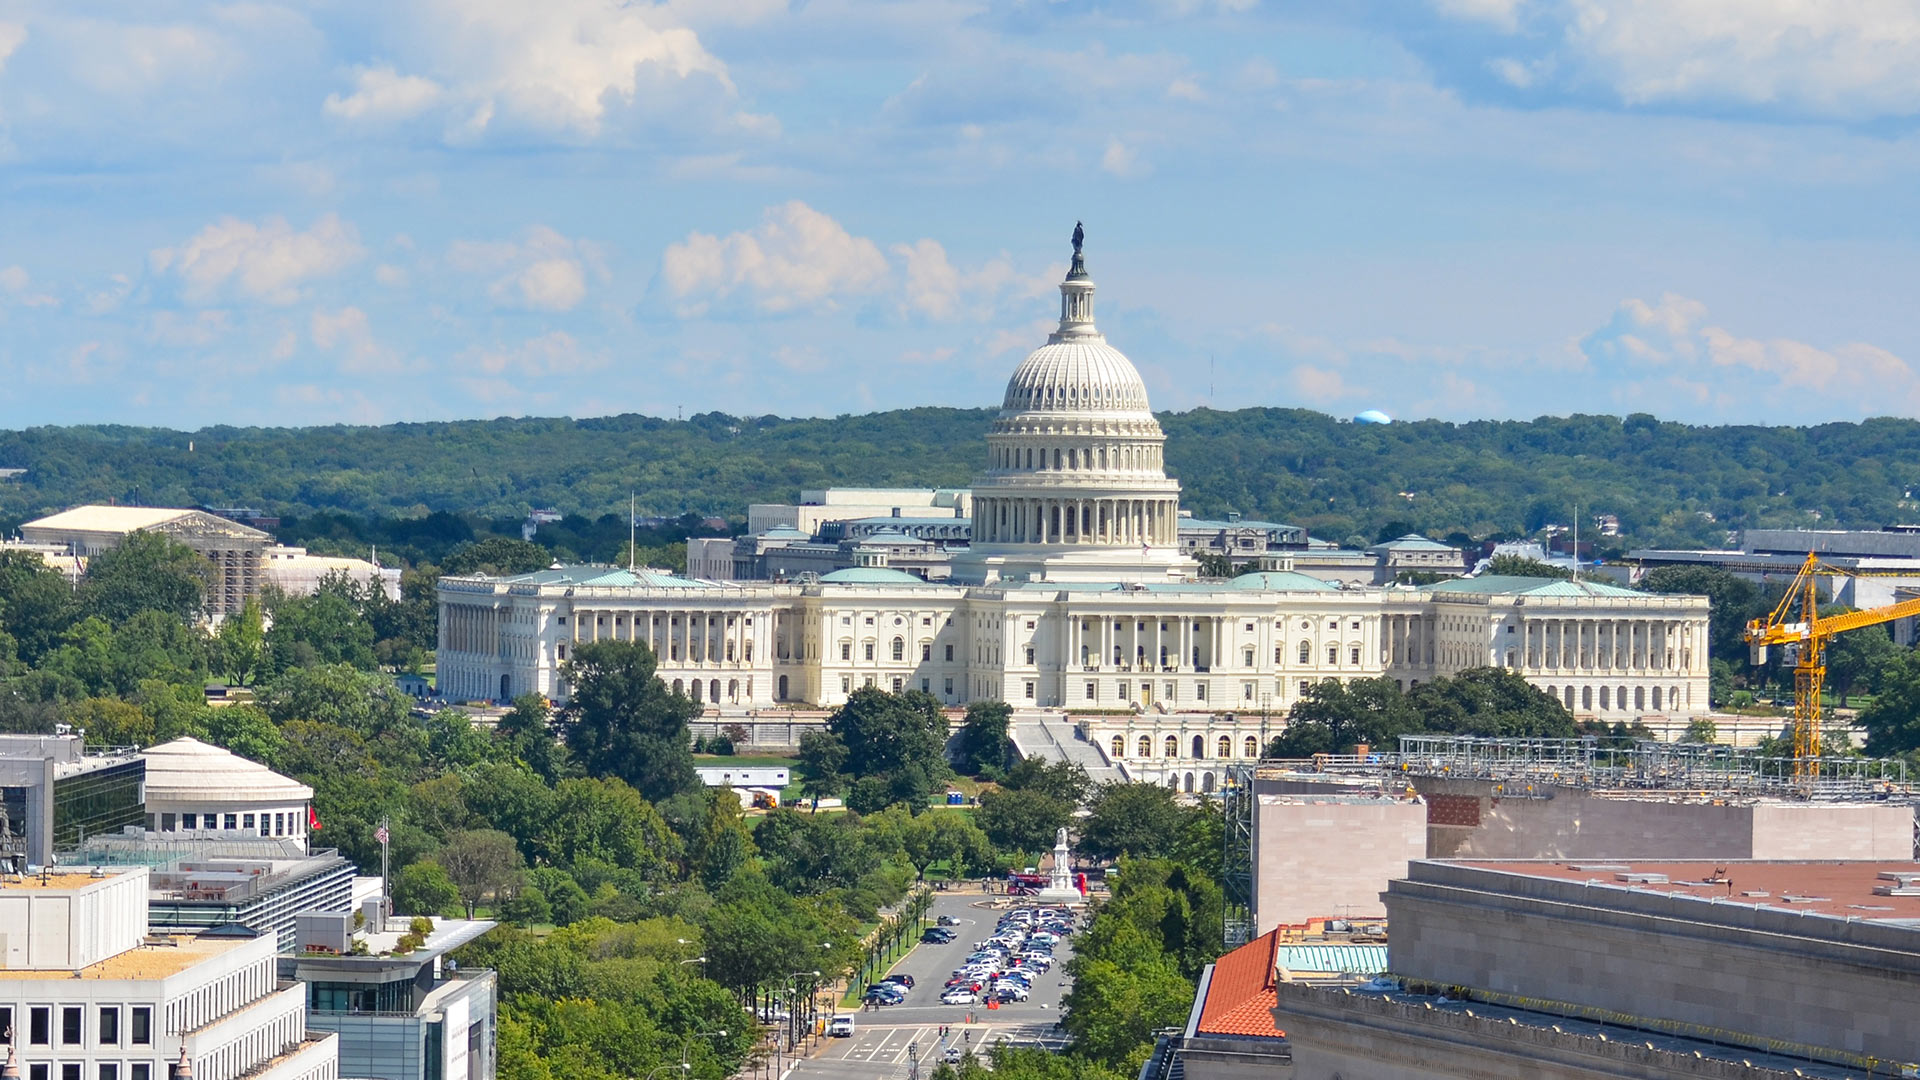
[311,979,416,1014]
[52,760,144,850]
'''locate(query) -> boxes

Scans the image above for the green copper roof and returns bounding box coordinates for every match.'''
[498,565,713,588]
[1227,570,1339,592]
[818,567,930,584]
[1422,575,1640,598]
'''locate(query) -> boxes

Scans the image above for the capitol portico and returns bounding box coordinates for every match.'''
[436,228,1712,758]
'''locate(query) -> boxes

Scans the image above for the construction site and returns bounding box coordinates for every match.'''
[1220,734,1917,946]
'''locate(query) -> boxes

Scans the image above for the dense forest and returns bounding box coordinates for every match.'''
[4,408,1919,551]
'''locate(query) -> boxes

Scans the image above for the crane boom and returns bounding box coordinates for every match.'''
[1744,552,1920,777]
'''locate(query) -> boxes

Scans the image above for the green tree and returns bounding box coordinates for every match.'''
[825,688,951,811]
[560,641,698,804]
[976,786,1071,856]
[0,549,76,665]
[442,538,553,577]
[1000,758,1093,806]
[902,810,993,881]
[67,696,155,747]
[1860,650,1920,756]
[440,829,527,918]
[1683,716,1719,743]
[264,578,377,675]
[955,700,1012,776]
[212,596,267,686]
[1267,676,1421,757]
[1826,624,1899,705]
[1484,554,1572,579]
[1407,667,1576,738]
[1077,783,1188,863]
[796,729,849,811]
[79,530,212,624]
[393,860,462,917]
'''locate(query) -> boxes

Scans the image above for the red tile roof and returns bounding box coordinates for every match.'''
[1195,929,1286,1039]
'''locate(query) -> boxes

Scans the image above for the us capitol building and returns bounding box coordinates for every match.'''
[438,229,1709,783]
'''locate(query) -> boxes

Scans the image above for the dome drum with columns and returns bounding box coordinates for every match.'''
[953,227,1196,585]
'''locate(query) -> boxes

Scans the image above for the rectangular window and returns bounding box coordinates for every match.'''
[1327,646,1338,665]
[30,1006,50,1044]
[921,644,931,661]
[945,644,954,661]
[132,1067,151,1080]
[1024,682,1035,700]
[1024,647,1035,665]
[841,676,851,692]
[863,643,875,661]
[242,813,255,830]
[1195,684,1207,701]
[100,1065,119,1080]
[224,813,238,830]
[62,1065,79,1080]
[864,676,875,688]
[99,1006,119,1045]
[1351,647,1361,665]
[131,1008,151,1045]
[0,1008,9,1045]
[840,642,851,660]
[1025,621,1036,630]
[1085,682,1096,699]
[62,1006,81,1045]
[181,813,196,829]
[1300,680,1311,696]
[892,677,903,692]
[920,679,930,693]
[1243,682,1255,700]
[943,678,953,695]
[29,1067,46,1080]
[160,813,175,830]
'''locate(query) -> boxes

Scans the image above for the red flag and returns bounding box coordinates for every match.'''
[308,805,322,832]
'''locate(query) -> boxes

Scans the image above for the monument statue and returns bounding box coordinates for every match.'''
[1039,825,1082,902]
[1071,221,1084,255]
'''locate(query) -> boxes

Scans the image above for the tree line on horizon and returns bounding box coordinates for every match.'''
[3,407,1918,554]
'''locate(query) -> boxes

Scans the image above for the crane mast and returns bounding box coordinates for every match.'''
[1745,552,1920,779]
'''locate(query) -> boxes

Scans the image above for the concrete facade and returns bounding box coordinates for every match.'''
[1250,793,1425,935]
[1414,776,1915,861]
[1385,861,1920,1065]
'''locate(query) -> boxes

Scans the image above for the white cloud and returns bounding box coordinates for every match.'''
[147,310,231,347]
[1101,137,1146,177]
[1167,77,1206,102]
[310,306,392,374]
[1431,0,1526,31]
[448,226,600,312]
[375,264,409,288]
[0,265,27,293]
[470,331,606,377]
[662,201,889,315]
[151,214,365,305]
[1583,292,1919,410]
[0,22,25,73]
[1435,0,1920,117]
[326,0,734,141]
[323,66,443,122]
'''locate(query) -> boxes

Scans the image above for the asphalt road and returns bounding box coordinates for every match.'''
[787,894,1075,1080]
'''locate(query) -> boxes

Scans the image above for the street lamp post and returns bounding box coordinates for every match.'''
[682,1029,729,1077]
[784,970,821,1052]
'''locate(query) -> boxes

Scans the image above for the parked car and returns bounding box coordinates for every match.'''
[884,974,916,989]
[938,915,962,926]
[829,1016,856,1037]
[941,988,976,1005]
[989,985,1029,1003]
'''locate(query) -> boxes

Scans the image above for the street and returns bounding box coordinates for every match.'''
[784,893,1076,1080]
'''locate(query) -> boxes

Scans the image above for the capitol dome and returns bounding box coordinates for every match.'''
[951,224,1195,586]
[1002,339,1152,415]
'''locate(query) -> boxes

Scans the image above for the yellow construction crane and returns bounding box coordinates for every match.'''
[1745,552,1920,775]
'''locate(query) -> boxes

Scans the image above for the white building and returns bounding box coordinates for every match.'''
[140,739,316,852]
[436,229,1711,748]
[0,866,339,1080]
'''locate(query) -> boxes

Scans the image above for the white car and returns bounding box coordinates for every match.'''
[1019,954,1053,970]
[941,988,977,1005]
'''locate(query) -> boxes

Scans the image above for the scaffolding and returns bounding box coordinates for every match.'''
[1395,735,1912,801]
[1221,762,1255,948]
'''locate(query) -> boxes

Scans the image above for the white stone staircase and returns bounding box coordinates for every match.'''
[1008,711,1128,787]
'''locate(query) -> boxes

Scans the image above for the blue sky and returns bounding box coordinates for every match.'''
[6,0,1920,429]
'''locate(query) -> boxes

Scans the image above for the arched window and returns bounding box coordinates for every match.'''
[690,680,703,702]
[710,679,720,702]
[1245,736,1259,758]
[1202,772,1216,793]
[1184,772,1195,793]
[1581,685,1592,710]
[1192,735,1206,758]
[892,637,905,661]
[1164,735,1178,757]
[1599,686,1610,710]
[777,675,788,700]
[1217,735,1232,758]
[728,679,739,701]
[1139,735,1152,757]
[673,678,684,696]
[1298,640,1311,664]
[1651,686,1662,710]
[1111,735,1125,758]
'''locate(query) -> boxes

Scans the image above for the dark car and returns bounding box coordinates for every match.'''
[883,974,916,989]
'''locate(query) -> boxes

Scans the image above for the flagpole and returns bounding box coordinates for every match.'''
[380,815,391,924]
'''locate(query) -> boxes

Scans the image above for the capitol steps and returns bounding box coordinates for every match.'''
[1009,712,1129,788]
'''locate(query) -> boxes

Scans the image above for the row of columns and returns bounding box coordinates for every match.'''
[991,441,1162,473]
[975,495,1176,546]
[1065,615,1220,672]
[1384,614,1433,666]
[571,608,757,667]
[442,602,499,656]
[1517,617,1697,673]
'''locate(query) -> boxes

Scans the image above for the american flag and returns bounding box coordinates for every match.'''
[375,825,390,845]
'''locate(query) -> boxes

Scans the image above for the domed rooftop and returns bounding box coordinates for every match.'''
[818,566,929,585]
[1228,570,1339,592]
[1000,223,1153,417]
